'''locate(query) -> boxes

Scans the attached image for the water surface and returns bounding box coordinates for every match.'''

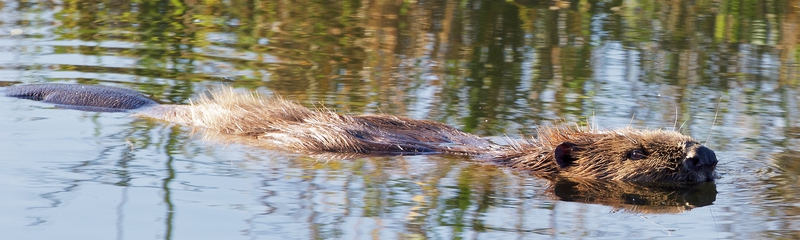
[1,0,799,239]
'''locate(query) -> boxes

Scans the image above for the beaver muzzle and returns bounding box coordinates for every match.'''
[683,145,718,181]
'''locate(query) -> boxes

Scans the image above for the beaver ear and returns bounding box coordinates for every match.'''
[554,142,578,168]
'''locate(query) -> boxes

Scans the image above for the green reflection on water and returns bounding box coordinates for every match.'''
[4,0,800,239]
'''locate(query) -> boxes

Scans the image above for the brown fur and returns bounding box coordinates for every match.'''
[132,88,717,183]
[495,127,717,182]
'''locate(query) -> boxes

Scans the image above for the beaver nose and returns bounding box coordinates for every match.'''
[684,146,718,171]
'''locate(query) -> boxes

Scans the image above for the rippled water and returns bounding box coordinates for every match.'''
[1,0,799,239]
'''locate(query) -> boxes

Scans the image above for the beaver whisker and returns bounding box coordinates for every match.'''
[705,96,722,146]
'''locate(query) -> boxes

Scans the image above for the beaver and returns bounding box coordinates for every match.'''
[4,84,718,183]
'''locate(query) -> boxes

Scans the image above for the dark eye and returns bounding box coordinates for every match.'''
[628,149,646,160]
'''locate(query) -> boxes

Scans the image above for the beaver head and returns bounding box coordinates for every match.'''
[499,127,718,183]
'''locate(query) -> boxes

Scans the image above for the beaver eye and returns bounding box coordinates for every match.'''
[628,149,646,160]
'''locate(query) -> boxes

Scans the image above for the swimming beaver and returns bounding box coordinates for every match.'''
[4,84,718,183]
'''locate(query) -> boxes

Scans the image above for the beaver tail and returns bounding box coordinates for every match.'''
[4,84,159,112]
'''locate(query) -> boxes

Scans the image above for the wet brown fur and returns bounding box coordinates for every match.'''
[132,88,717,183]
[497,127,714,182]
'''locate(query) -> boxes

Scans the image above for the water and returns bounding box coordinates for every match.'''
[1,0,799,239]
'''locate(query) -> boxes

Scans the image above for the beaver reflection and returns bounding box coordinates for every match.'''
[549,178,717,213]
